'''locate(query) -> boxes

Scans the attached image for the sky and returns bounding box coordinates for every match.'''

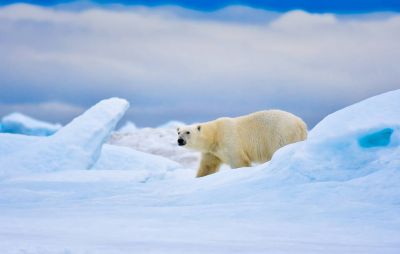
[2,0,400,13]
[0,1,400,127]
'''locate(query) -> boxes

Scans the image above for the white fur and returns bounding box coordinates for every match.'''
[177,110,308,177]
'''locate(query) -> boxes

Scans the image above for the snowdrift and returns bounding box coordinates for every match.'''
[268,89,400,183]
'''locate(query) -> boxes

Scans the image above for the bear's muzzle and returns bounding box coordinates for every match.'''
[177,138,186,146]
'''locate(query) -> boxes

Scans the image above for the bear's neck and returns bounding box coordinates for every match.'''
[200,125,219,153]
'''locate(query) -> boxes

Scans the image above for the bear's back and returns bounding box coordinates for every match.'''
[233,110,307,162]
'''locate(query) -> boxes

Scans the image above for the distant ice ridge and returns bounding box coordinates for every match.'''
[117,120,185,133]
[0,112,61,136]
[117,121,137,133]
[157,120,186,129]
[110,120,200,169]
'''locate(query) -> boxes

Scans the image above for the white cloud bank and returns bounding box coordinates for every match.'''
[0,4,399,126]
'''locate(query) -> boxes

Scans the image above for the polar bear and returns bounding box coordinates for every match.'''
[177,110,307,177]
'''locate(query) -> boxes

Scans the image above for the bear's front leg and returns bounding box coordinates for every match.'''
[196,153,222,177]
[229,154,251,169]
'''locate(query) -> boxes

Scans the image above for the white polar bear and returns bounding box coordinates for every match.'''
[177,110,307,177]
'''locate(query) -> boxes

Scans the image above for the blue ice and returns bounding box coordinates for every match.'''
[358,128,394,148]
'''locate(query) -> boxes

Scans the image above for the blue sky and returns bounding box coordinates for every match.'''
[2,0,400,13]
[0,1,399,127]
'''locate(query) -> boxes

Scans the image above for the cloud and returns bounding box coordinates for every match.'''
[0,4,399,126]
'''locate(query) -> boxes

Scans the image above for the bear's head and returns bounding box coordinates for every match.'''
[176,125,202,149]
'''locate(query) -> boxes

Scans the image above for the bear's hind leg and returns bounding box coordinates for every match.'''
[196,153,222,178]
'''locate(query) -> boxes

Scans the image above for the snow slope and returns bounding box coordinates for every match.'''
[0,112,61,136]
[0,91,400,253]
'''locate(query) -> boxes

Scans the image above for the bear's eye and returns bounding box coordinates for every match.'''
[186,131,190,135]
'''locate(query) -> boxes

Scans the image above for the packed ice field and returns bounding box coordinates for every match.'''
[0,90,399,253]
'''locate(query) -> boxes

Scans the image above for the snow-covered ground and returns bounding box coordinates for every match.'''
[0,91,400,253]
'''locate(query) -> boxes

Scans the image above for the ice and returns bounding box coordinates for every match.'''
[51,97,129,169]
[310,89,400,139]
[358,127,394,148]
[117,120,185,134]
[0,98,129,178]
[110,122,201,169]
[9,144,185,184]
[117,121,137,133]
[1,91,400,253]
[157,120,186,129]
[92,144,186,181]
[261,90,400,183]
[0,112,61,136]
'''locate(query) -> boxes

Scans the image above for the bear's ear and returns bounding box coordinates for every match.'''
[197,125,201,131]
[176,127,180,132]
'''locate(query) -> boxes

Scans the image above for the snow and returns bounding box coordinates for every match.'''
[117,121,137,133]
[0,97,129,179]
[0,112,61,136]
[157,120,186,129]
[1,91,400,253]
[117,120,185,133]
[264,90,400,183]
[109,124,201,169]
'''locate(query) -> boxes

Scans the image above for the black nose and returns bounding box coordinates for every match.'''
[178,138,186,146]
